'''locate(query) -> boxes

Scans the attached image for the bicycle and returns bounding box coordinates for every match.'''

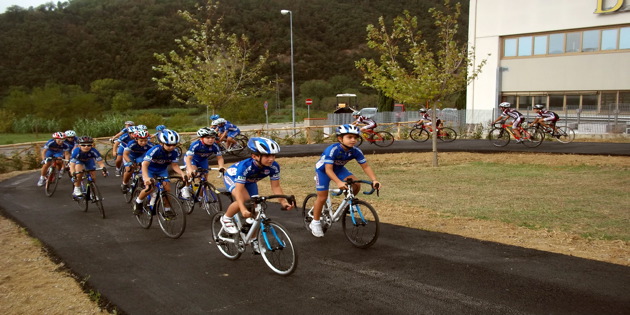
[409,124,457,143]
[175,167,223,216]
[218,133,248,156]
[122,163,143,203]
[356,129,394,147]
[302,178,380,249]
[43,157,67,197]
[104,141,117,167]
[488,122,544,148]
[531,123,576,144]
[132,176,186,239]
[210,194,298,276]
[72,168,107,218]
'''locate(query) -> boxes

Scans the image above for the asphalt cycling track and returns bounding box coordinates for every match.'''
[0,139,629,315]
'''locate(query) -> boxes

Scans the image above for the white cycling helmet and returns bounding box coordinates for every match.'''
[135,130,150,139]
[197,127,217,138]
[137,124,148,130]
[64,130,76,137]
[158,129,180,145]
[499,102,511,108]
[248,137,280,154]
[533,104,545,110]
[335,124,360,136]
[215,118,227,125]
[352,111,361,116]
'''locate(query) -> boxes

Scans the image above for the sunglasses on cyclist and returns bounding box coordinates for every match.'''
[80,144,92,147]
[163,144,177,147]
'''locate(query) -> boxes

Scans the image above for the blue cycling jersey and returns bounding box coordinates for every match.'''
[225,158,280,184]
[185,139,222,162]
[124,140,154,159]
[70,147,103,163]
[116,133,133,147]
[43,139,71,153]
[315,143,367,172]
[218,121,240,134]
[143,145,180,172]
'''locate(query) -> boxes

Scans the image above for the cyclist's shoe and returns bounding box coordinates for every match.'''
[115,168,122,177]
[515,139,523,143]
[37,176,45,187]
[309,220,325,238]
[120,183,129,194]
[133,201,143,215]
[163,208,176,219]
[221,215,239,234]
[72,187,82,197]
[251,238,261,255]
[180,186,192,199]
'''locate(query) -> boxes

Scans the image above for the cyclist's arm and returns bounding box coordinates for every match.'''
[215,155,225,170]
[270,179,293,210]
[171,161,186,179]
[141,160,152,186]
[359,162,380,188]
[324,163,346,190]
[122,149,131,164]
[184,154,194,175]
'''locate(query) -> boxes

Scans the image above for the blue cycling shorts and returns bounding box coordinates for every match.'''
[315,167,352,191]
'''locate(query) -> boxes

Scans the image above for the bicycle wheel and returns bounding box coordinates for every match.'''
[522,128,544,148]
[259,221,298,276]
[488,128,510,147]
[44,167,58,197]
[372,131,394,147]
[156,192,186,239]
[302,193,332,233]
[409,128,430,142]
[438,127,457,142]
[74,184,88,212]
[201,183,222,217]
[104,148,116,167]
[356,134,364,147]
[555,126,575,144]
[133,189,152,229]
[341,200,379,249]
[211,212,242,260]
[90,182,105,219]
[124,180,136,203]
[175,179,194,214]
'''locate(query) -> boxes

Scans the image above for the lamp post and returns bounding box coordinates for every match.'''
[280,9,296,129]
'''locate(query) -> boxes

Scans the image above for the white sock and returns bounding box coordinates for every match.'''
[136,198,143,204]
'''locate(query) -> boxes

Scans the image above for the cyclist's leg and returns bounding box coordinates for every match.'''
[512,118,523,138]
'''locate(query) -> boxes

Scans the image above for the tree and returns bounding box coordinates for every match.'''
[152,0,270,123]
[355,0,487,166]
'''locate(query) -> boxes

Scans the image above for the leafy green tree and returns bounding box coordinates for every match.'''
[356,0,486,166]
[153,0,270,117]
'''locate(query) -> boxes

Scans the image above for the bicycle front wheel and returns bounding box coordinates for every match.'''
[259,221,298,276]
[90,182,105,219]
[201,183,222,217]
[175,179,194,214]
[522,128,544,148]
[74,184,88,212]
[133,189,152,229]
[555,126,575,144]
[156,193,186,239]
[438,127,457,142]
[372,131,394,147]
[104,148,116,167]
[342,200,379,249]
[409,128,430,142]
[44,167,58,197]
[211,212,242,260]
[488,128,510,147]
[124,180,136,203]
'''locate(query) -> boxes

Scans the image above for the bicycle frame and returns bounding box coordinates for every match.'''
[324,180,376,224]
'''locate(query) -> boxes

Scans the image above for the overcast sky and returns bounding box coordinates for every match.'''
[0,0,54,13]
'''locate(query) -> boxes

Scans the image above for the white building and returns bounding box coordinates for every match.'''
[466,0,630,124]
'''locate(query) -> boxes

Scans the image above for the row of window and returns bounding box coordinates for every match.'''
[503,25,630,57]
[501,90,630,113]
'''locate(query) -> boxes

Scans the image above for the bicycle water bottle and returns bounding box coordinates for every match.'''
[241,217,255,233]
[149,191,158,207]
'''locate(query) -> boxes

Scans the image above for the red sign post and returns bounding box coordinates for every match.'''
[305,98,313,106]
[305,98,313,119]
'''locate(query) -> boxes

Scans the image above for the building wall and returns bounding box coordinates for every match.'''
[467,0,630,118]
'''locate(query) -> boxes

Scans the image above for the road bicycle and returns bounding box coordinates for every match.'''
[211,194,298,276]
[531,123,576,144]
[122,163,143,203]
[218,133,248,156]
[488,122,544,148]
[357,129,394,147]
[133,176,186,239]
[409,124,457,143]
[175,167,223,216]
[72,168,107,218]
[43,157,68,197]
[302,178,380,249]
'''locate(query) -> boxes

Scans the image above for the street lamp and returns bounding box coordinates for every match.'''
[280,9,296,129]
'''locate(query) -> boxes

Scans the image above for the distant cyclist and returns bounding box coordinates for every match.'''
[416,108,442,130]
[214,118,241,150]
[69,136,108,197]
[37,132,71,187]
[492,102,525,143]
[531,104,560,134]
[121,130,154,193]
[351,110,377,133]
[109,120,135,142]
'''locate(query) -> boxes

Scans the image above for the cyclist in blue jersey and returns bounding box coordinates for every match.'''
[493,102,525,143]
[214,118,241,150]
[109,120,135,142]
[121,130,154,193]
[180,127,225,197]
[153,125,166,142]
[220,137,293,234]
[69,136,108,197]
[113,126,137,175]
[37,132,72,186]
[309,124,381,237]
[64,130,78,149]
[133,129,187,216]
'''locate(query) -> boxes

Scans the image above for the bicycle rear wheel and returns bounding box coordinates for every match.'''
[341,200,379,249]
[104,148,116,167]
[44,167,59,197]
[488,128,510,147]
[211,212,242,260]
[301,193,332,233]
[259,221,298,276]
[90,182,105,219]
[201,183,222,217]
[555,126,575,144]
[133,189,152,229]
[522,129,544,148]
[438,127,457,142]
[175,179,194,214]
[124,180,136,203]
[74,184,88,212]
[409,128,430,142]
[156,193,186,239]
[372,131,394,147]
[356,134,365,147]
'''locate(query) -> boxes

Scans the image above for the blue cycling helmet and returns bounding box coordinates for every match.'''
[155,125,166,131]
[335,124,360,136]
[158,129,180,145]
[210,114,220,121]
[248,137,280,154]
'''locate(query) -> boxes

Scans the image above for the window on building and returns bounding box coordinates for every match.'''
[504,38,517,57]
[518,96,532,110]
[601,92,617,107]
[533,96,547,106]
[549,33,564,54]
[549,94,564,112]
[620,27,630,49]
[582,94,598,113]
[601,29,618,50]
[582,30,600,52]
[533,36,547,55]
[565,32,581,52]
[566,95,580,113]
[518,36,532,56]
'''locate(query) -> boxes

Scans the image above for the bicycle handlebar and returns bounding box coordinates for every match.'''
[248,194,296,211]
[331,179,380,196]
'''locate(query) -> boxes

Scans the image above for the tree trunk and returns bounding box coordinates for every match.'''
[431,101,439,167]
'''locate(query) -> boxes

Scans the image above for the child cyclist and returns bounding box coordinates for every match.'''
[69,136,108,197]
[214,118,241,150]
[532,104,560,134]
[351,110,377,134]
[416,108,443,130]
[220,137,293,234]
[492,102,526,143]
[180,127,226,198]
[121,129,154,193]
[133,129,187,216]
[113,126,137,175]
[37,132,72,186]
[309,124,381,237]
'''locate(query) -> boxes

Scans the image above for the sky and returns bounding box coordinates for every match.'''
[0,0,54,13]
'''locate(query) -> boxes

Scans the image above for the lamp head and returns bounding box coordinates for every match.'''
[281,9,290,15]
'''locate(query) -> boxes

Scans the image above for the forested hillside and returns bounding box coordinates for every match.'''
[0,0,468,107]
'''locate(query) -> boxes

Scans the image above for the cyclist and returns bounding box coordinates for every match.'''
[210,114,220,122]
[181,127,226,198]
[492,102,525,143]
[69,136,108,197]
[309,124,381,237]
[532,104,560,134]
[109,120,135,142]
[416,108,443,130]
[121,129,154,193]
[214,118,241,150]
[153,125,166,142]
[113,126,137,176]
[133,129,187,216]
[351,110,377,134]
[64,130,78,149]
[220,137,293,235]
[37,132,71,186]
